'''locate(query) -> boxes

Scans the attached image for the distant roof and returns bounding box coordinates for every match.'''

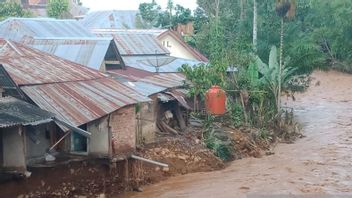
[0,18,115,70]
[80,10,147,29]
[94,29,208,62]
[0,39,104,86]
[122,55,203,73]
[0,39,150,126]
[0,96,53,128]
[95,30,169,56]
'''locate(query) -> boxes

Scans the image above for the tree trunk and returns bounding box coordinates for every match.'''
[278,17,284,113]
[240,0,246,21]
[252,0,257,53]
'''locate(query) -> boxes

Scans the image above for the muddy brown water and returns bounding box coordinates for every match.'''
[123,70,352,198]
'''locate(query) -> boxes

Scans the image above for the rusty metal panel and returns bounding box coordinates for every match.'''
[21,78,151,127]
[107,66,154,81]
[123,81,166,97]
[0,39,104,86]
[139,73,186,88]
[95,31,169,55]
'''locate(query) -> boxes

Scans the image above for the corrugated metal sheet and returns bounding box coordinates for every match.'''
[122,55,203,73]
[0,18,114,70]
[21,77,151,126]
[93,29,167,37]
[0,39,104,86]
[0,96,53,128]
[80,10,146,29]
[0,18,95,38]
[139,73,186,88]
[123,81,166,97]
[107,66,154,81]
[95,31,169,55]
[23,38,111,70]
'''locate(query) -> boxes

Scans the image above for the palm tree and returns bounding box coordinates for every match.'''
[275,0,296,112]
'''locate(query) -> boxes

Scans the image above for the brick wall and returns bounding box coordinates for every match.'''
[110,105,136,155]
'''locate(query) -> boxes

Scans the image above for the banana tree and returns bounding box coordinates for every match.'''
[275,0,296,112]
[258,46,296,111]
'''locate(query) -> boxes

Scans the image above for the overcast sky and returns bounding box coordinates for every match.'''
[80,0,198,12]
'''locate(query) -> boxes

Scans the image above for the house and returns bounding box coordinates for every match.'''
[157,30,208,62]
[93,30,204,73]
[80,10,208,62]
[80,10,148,30]
[0,39,150,162]
[0,18,122,71]
[0,96,54,173]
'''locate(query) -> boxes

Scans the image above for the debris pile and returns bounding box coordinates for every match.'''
[134,137,224,184]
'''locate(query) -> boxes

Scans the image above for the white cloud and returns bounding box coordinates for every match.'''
[81,0,198,12]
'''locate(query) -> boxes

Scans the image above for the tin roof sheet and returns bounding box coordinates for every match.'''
[0,39,104,86]
[0,18,95,38]
[80,10,147,29]
[0,39,150,126]
[122,55,202,73]
[123,81,166,97]
[95,31,169,55]
[138,73,186,88]
[21,77,150,126]
[0,18,114,70]
[107,66,154,81]
[0,96,53,128]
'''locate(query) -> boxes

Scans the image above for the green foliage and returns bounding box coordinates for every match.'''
[180,63,225,100]
[228,102,244,128]
[0,2,32,21]
[203,116,232,161]
[139,1,193,28]
[47,0,69,18]
[139,1,161,24]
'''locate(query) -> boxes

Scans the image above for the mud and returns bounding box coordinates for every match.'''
[123,70,352,197]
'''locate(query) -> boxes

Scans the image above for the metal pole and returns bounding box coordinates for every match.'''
[131,155,169,167]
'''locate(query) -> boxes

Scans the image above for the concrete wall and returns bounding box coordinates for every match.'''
[2,127,26,170]
[110,105,136,155]
[159,34,198,61]
[137,102,157,144]
[25,124,51,160]
[88,116,109,157]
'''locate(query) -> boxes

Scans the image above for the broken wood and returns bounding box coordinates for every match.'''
[175,105,186,131]
[157,121,179,135]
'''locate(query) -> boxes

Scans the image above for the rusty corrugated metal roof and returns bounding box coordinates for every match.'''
[139,73,186,88]
[0,39,104,86]
[80,10,146,30]
[107,66,154,81]
[21,78,150,126]
[0,18,115,70]
[95,30,169,55]
[0,39,150,127]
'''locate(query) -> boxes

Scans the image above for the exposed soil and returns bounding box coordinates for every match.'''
[123,70,352,197]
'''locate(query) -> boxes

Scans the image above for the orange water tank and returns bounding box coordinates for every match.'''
[205,85,226,115]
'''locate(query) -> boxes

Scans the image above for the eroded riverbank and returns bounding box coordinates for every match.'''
[124,70,352,198]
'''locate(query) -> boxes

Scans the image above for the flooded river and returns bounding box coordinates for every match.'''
[124,70,352,198]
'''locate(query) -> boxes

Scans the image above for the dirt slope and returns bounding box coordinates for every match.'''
[123,70,352,198]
